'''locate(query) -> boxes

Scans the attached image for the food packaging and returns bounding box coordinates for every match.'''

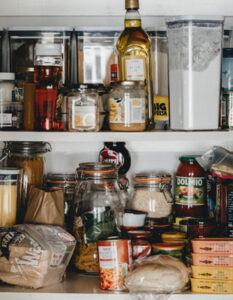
[191,278,233,294]
[192,252,233,266]
[192,238,233,254]
[0,224,76,288]
[24,186,64,227]
[196,146,233,177]
[124,255,189,293]
[192,265,233,280]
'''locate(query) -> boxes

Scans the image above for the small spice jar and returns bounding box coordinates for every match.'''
[175,156,208,218]
[68,84,104,132]
[131,173,173,222]
[109,81,146,132]
[127,230,152,259]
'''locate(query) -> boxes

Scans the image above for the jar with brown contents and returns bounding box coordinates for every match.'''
[109,81,146,131]
[4,142,51,218]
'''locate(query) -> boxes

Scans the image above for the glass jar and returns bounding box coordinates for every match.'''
[0,168,21,226]
[46,173,76,232]
[109,81,146,131]
[175,156,208,218]
[68,84,104,132]
[73,162,123,274]
[127,230,152,259]
[4,142,51,217]
[131,173,173,222]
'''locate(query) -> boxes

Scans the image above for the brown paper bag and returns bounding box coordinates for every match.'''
[24,186,64,227]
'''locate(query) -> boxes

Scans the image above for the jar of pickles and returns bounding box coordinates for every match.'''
[73,162,123,274]
[3,142,51,217]
[109,81,146,131]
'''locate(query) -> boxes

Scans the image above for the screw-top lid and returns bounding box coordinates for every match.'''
[179,156,196,162]
[35,43,62,56]
[125,0,139,9]
[0,73,15,81]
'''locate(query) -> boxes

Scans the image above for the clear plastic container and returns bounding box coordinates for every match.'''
[8,27,72,84]
[73,162,123,274]
[76,27,120,85]
[147,29,169,130]
[166,16,224,130]
[0,168,21,226]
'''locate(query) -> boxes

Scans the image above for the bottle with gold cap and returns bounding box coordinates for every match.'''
[116,0,153,128]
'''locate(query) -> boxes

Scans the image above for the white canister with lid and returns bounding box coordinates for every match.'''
[166,16,224,130]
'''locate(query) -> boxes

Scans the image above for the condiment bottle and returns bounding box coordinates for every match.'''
[175,156,208,218]
[127,230,152,259]
[116,0,153,128]
[34,43,63,131]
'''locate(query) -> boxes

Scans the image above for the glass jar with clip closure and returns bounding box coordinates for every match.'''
[73,163,124,274]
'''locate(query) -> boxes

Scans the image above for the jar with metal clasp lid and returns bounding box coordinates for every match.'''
[1,142,51,219]
[46,173,76,232]
[131,172,173,223]
[73,162,124,274]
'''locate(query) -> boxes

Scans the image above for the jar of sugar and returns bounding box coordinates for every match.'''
[166,16,224,130]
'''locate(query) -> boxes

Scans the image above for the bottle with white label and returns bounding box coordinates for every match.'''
[116,0,153,128]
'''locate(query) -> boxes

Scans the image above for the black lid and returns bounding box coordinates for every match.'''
[223,48,233,58]
[76,83,98,90]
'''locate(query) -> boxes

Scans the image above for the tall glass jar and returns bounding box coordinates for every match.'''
[109,81,146,131]
[131,173,173,223]
[73,163,123,274]
[3,142,51,218]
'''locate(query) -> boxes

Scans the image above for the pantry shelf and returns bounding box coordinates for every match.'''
[0,272,232,300]
[1,131,233,153]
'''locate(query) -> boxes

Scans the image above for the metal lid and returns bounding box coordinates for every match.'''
[179,156,196,162]
[0,73,15,81]
[125,0,139,9]
[4,142,51,155]
[134,172,172,183]
[161,231,186,240]
[0,167,20,175]
[152,243,185,249]
[35,43,62,56]
[113,80,144,86]
[46,173,76,185]
[127,230,152,239]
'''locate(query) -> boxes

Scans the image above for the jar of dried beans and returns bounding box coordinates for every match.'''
[131,173,173,223]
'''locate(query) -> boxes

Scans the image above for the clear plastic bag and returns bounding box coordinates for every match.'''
[196,146,233,177]
[0,224,76,288]
[124,255,190,294]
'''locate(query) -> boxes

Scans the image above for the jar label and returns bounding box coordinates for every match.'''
[124,56,146,80]
[154,96,169,121]
[0,113,12,127]
[72,104,96,128]
[175,176,206,205]
[99,147,124,168]
[109,97,145,124]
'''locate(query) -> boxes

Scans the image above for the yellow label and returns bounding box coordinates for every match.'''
[124,55,146,81]
[154,96,169,121]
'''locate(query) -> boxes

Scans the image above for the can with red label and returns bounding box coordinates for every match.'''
[97,237,132,291]
[127,230,152,259]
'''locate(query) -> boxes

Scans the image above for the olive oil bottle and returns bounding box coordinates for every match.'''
[116,0,153,127]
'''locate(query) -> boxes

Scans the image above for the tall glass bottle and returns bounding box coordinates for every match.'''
[116,0,153,128]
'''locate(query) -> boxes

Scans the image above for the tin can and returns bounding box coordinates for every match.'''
[97,238,132,291]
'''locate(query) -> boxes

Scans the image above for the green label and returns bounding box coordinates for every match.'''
[175,176,206,205]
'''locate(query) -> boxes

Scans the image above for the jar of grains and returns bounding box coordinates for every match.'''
[131,173,173,222]
[108,81,146,131]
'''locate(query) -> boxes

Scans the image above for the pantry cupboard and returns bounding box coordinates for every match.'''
[1,0,233,299]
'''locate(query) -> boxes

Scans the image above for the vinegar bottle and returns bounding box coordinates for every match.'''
[116,0,154,128]
[34,43,63,131]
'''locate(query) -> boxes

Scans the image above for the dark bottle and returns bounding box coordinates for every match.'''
[99,142,131,175]
[175,156,208,218]
[34,43,63,131]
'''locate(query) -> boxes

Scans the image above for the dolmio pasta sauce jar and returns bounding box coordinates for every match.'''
[175,156,208,218]
[97,237,132,291]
